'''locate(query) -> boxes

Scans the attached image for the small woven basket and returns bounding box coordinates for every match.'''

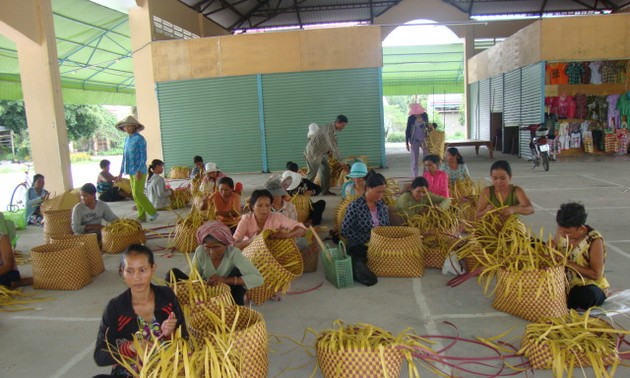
[174,221,198,253]
[367,226,424,277]
[42,209,73,242]
[317,338,403,378]
[291,194,312,223]
[187,303,268,378]
[49,233,104,277]
[422,233,458,269]
[300,242,319,273]
[492,266,568,322]
[31,242,92,290]
[171,281,235,307]
[242,230,303,305]
[102,228,146,254]
[169,166,191,179]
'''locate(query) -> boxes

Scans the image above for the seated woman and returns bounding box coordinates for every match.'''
[199,162,226,193]
[233,189,306,251]
[476,160,534,219]
[440,147,471,185]
[283,162,325,226]
[395,176,451,218]
[94,244,186,377]
[146,159,172,210]
[341,171,390,286]
[190,155,205,178]
[168,221,263,306]
[25,174,49,226]
[0,233,32,289]
[422,155,449,198]
[341,162,368,200]
[97,159,130,202]
[200,177,242,231]
[555,202,609,310]
[71,183,119,239]
[266,176,298,221]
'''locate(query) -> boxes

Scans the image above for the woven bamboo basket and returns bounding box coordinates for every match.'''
[49,233,104,277]
[170,188,191,209]
[426,130,445,159]
[31,242,92,290]
[187,303,268,378]
[520,316,618,370]
[492,266,568,322]
[102,228,146,254]
[367,226,424,277]
[291,194,312,223]
[317,337,403,378]
[335,195,357,230]
[300,241,319,273]
[174,221,198,253]
[169,166,191,179]
[42,209,73,242]
[171,281,234,307]
[422,233,458,269]
[242,230,303,305]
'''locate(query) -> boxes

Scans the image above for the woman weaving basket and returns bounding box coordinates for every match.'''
[554,202,609,310]
[94,244,186,378]
[233,189,306,250]
[341,171,390,286]
[168,221,263,306]
[476,160,534,219]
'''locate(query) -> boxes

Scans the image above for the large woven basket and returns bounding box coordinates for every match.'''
[335,195,357,230]
[171,281,234,307]
[49,233,104,277]
[492,266,568,322]
[242,230,303,305]
[367,226,424,277]
[101,228,146,254]
[317,338,403,378]
[423,233,458,269]
[31,242,92,290]
[291,194,312,223]
[169,166,191,179]
[520,317,618,370]
[42,209,73,242]
[187,303,268,378]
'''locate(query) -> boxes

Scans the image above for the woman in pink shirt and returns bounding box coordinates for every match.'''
[422,155,449,198]
[233,189,306,250]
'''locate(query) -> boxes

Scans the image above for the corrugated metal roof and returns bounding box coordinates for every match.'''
[443,0,628,17]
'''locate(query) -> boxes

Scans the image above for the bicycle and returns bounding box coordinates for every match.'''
[8,163,32,213]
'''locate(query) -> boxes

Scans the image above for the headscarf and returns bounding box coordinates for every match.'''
[196,220,234,246]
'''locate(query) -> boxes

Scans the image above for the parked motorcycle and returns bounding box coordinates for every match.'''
[521,124,555,171]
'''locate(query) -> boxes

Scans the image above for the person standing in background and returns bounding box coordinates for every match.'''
[116,115,158,223]
[405,104,428,178]
[304,115,348,196]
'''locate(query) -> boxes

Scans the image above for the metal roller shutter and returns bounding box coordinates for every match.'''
[262,68,384,171]
[157,76,263,173]
[490,75,504,113]
[520,62,545,159]
[479,79,491,141]
[468,81,479,139]
[503,69,521,127]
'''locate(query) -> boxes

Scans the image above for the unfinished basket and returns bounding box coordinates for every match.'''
[49,233,104,277]
[171,281,235,307]
[42,209,73,242]
[423,233,458,269]
[31,242,92,290]
[492,266,568,322]
[317,336,403,378]
[187,303,268,378]
[102,228,146,254]
[291,194,312,223]
[242,230,303,305]
[367,226,424,277]
[300,241,319,273]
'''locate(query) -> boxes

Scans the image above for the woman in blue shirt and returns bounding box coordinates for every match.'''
[24,174,49,226]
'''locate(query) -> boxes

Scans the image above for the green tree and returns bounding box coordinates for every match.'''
[0,101,27,133]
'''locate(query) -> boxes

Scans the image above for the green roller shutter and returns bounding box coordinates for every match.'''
[261,68,385,171]
[479,79,491,141]
[156,76,263,173]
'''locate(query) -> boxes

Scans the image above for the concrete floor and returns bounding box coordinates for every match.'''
[2,143,630,377]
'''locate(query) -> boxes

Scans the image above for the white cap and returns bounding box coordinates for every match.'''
[307,123,319,138]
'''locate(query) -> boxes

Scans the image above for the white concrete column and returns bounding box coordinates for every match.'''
[0,0,72,193]
[463,29,475,139]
